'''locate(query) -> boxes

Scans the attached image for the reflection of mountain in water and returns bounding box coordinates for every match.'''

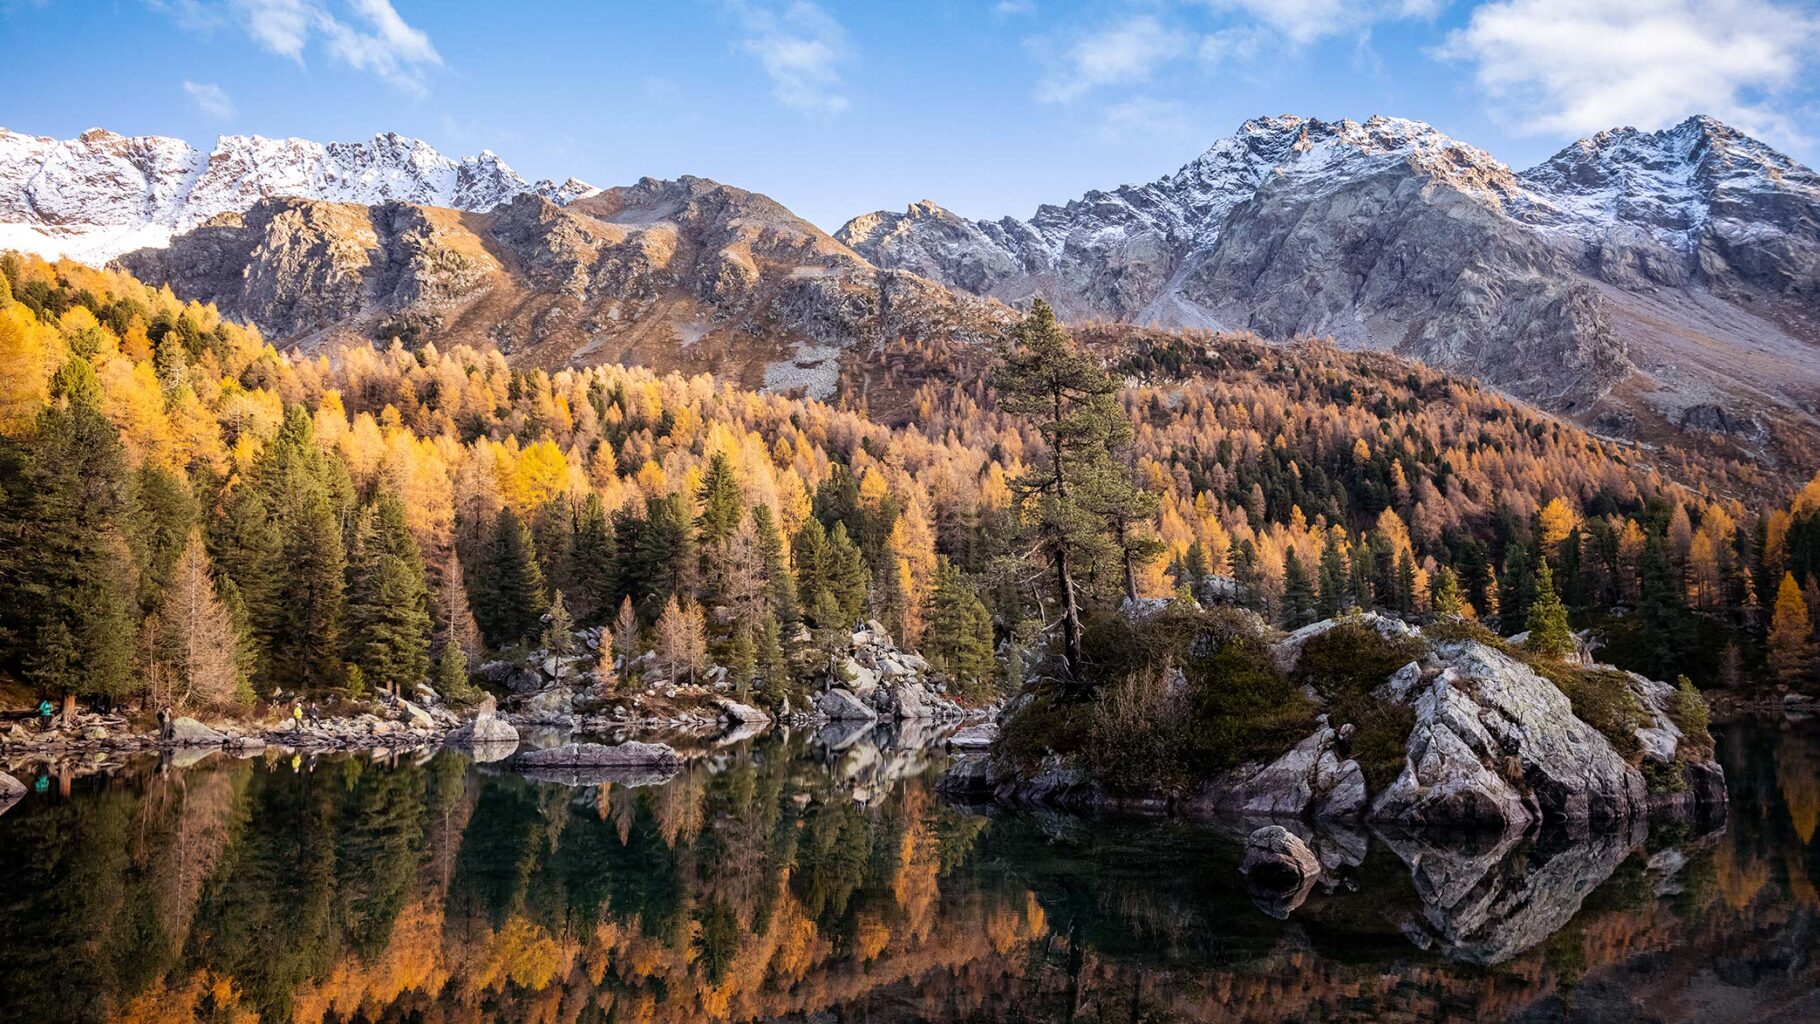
[0,724,1814,1024]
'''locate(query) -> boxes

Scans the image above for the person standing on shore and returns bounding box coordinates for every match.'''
[37,699,52,733]
[158,706,173,744]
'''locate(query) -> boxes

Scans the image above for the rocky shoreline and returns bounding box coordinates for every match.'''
[941,613,1729,832]
[0,619,997,786]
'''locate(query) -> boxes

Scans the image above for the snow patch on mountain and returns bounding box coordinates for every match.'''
[0,127,597,263]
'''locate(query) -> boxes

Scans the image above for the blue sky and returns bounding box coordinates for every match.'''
[4,0,1818,230]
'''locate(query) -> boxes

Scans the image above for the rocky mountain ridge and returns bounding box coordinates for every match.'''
[843,114,1820,460]
[8,114,1820,467]
[115,176,1007,400]
[0,126,596,264]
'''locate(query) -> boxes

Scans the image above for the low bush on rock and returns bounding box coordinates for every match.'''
[1669,675,1714,756]
[996,607,1316,794]
[1293,619,1427,790]
[992,693,1085,775]
[1533,663,1647,762]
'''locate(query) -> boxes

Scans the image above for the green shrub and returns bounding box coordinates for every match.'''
[1422,617,1507,649]
[1293,620,1426,790]
[992,693,1086,775]
[1000,607,1319,795]
[1180,628,1317,775]
[1535,663,1647,763]
[1294,620,1428,701]
[1641,758,1687,794]
[1668,676,1714,756]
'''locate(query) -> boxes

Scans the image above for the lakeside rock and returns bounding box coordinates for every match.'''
[1240,825,1323,917]
[0,770,24,814]
[446,695,520,751]
[818,621,969,722]
[513,741,683,787]
[943,613,1727,831]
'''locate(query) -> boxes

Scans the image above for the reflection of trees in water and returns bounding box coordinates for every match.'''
[0,725,1816,1024]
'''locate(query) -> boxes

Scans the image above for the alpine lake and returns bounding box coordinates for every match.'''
[2,716,1816,1024]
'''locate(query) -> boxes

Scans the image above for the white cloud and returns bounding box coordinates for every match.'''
[1201,0,1441,47]
[731,1,852,114]
[1037,15,1189,102]
[156,0,442,93]
[1196,24,1269,66]
[1442,0,1819,143]
[1093,96,1194,143]
[182,80,236,119]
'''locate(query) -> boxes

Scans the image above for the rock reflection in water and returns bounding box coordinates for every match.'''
[0,722,1814,1024]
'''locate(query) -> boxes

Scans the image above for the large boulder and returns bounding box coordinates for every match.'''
[514,741,682,787]
[948,722,998,750]
[1374,641,1648,829]
[1189,723,1367,820]
[717,699,772,726]
[518,741,680,768]
[399,700,435,730]
[1240,825,1322,917]
[817,687,877,721]
[0,771,25,802]
[167,717,228,748]
[447,696,520,749]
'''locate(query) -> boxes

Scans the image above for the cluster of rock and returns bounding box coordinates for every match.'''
[944,613,1726,832]
[814,621,969,723]
[0,686,489,768]
[511,740,681,787]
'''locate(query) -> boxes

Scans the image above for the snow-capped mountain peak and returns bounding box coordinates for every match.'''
[1516,114,1820,252]
[0,127,597,263]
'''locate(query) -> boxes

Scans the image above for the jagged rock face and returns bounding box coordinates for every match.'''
[843,116,1623,403]
[1188,724,1367,820]
[1374,641,1649,829]
[119,199,500,338]
[115,179,1006,402]
[1179,156,1626,403]
[0,127,596,263]
[1520,116,1820,300]
[844,112,1820,424]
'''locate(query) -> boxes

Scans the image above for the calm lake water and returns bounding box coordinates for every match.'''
[1,718,1817,1024]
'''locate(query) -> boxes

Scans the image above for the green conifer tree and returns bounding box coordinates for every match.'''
[1525,559,1575,659]
[923,558,997,699]
[570,493,614,623]
[991,300,1131,682]
[0,383,138,703]
[1283,550,1316,627]
[824,522,870,626]
[472,507,547,647]
[345,494,432,695]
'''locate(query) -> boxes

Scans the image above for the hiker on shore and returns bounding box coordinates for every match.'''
[157,706,173,743]
[37,699,53,733]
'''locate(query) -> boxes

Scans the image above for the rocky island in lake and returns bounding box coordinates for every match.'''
[945,609,1724,832]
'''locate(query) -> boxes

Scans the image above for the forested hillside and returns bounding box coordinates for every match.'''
[1,252,1815,714]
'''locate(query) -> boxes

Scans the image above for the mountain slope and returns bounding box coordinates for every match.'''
[839,116,1622,405]
[0,127,596,264]
[115,176,1007,403]
[840,114,1820,467]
